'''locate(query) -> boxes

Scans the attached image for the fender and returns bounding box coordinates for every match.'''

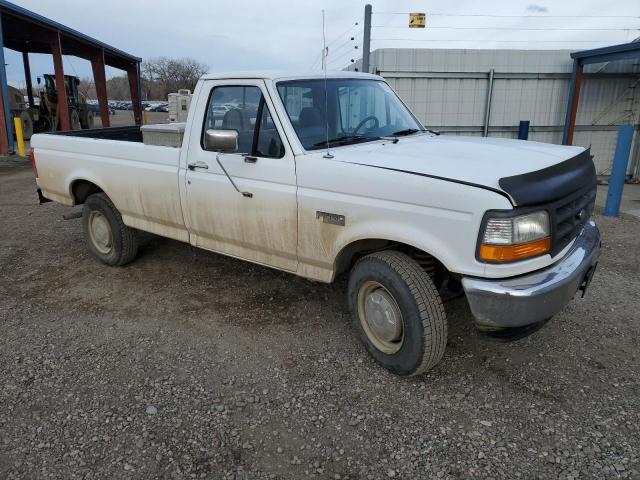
[67,172,111,206]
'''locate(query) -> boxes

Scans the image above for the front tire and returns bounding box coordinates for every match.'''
[348,251,447,376]
[82,193,138,266]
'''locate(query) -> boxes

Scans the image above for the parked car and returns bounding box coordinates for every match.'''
[30,72,600,376]
[210,105,229,118]
[145,103,169,112]
[87,102,115,115]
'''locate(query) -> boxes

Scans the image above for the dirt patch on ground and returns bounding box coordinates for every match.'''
[1,157,638,479]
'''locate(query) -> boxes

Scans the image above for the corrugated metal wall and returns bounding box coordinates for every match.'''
[352,49,640,177]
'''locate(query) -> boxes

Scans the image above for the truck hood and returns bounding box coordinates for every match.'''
[329,134,591,206]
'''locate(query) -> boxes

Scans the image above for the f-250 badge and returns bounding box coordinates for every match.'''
[316,211,345,226]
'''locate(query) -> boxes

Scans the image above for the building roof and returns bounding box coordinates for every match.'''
[0,0,140,70]
[569,41,640,65]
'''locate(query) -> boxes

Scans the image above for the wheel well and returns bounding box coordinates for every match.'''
[334,239,461,297]
[71,180,103,205]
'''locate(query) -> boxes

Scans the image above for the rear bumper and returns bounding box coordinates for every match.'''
[461,220,601,329]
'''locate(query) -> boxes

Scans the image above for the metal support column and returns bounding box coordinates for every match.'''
[50,31,70,131]
[22,51,34,107]
[91,48,110,128]
[362,4,372,73]
[482,69,494,137]
[562,59,583,145]
[604,124,634,217]
[0,87,8,155]
[0,11,15,154]
[127,63,142,125]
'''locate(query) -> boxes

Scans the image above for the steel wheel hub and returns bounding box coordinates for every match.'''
[357,281,404,354]
[88,211,113,254]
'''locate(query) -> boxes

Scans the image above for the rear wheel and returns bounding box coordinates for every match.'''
[82,108,95,129]
[348,250,447,376]
[82,193,138,266]
[70,109,81,130]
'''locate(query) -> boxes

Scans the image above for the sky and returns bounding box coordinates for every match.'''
[3,0,640,88]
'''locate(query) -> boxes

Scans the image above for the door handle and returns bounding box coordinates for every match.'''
[188,161,209,170]
[244,155,258,164]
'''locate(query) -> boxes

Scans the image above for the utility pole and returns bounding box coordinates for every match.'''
[362,4,372,73]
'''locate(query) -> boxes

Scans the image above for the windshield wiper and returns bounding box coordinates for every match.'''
[391,128,421,137]
[312,135,379,148]
[391,128,440,137]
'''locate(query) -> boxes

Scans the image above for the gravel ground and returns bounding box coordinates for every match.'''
[1,157,639,479]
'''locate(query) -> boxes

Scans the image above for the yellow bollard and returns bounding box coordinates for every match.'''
[143,110,149,125]
[13,117,26,158]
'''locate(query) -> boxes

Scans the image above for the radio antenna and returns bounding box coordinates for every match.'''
[322,10,333,159]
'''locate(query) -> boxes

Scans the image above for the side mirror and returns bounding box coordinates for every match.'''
[204,129,238,153]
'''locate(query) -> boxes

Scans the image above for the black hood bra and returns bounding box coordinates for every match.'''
[499,148,596,206]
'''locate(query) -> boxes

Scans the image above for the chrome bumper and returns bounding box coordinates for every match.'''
[462,220,601,329]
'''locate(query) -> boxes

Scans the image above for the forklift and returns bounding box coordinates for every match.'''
[10,74,94,140]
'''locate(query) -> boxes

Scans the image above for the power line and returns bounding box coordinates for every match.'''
[326,21,360,47]
[328,33,361,58]
[326,48,357,66]
[326,48,359,69]
[372,12,640,19]
[63,55,80,78]
[309,49,324,70]
[372,26,640,31]
[372,38,628,43]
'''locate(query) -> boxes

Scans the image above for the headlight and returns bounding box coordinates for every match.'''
[479,210,551,262]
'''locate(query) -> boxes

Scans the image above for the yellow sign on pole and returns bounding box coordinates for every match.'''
[409,13,426,28]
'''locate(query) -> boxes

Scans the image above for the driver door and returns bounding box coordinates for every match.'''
[184,80,298,271]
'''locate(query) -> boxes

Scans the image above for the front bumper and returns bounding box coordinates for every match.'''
[461,220,601,329]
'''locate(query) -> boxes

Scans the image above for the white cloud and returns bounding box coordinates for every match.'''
[4,0,639,87]
[526,4,548,13]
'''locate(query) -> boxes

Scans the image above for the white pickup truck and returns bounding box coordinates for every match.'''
[31,71,601,376]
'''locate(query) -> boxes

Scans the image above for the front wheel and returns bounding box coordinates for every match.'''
[82,193,138,266]
[348,251,447,376]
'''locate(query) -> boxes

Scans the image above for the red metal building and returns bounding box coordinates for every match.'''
[0,0,142,154]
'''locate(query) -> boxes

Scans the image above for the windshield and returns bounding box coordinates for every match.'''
[276,79,424,150]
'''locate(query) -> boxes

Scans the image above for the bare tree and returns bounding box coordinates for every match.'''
[78,77,96,99]
[142,57,208,100]
[76,75,130,101]
[106,76,132,100]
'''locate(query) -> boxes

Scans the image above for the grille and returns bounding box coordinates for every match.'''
[548,183,596,256]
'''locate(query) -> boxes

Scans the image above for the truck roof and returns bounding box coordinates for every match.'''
[200,71,382,82]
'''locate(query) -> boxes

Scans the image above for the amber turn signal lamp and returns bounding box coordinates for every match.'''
[479,237,551,262]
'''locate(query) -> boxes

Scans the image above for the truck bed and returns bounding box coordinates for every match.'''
[54,125,143,142]
[31,126,188,243]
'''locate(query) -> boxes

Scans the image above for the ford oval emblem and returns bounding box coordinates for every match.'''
[576,209,586,220]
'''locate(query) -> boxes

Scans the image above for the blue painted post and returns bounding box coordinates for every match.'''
[518,120,530,140]
[604,124,634,217]
[0,11,16,154]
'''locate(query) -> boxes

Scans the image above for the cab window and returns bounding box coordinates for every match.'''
[203,85,285,158]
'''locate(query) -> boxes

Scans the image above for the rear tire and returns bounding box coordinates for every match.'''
[70,109,81,130]
[82,108,95,129]
[348,250,447,376]
[82,193,138,266]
